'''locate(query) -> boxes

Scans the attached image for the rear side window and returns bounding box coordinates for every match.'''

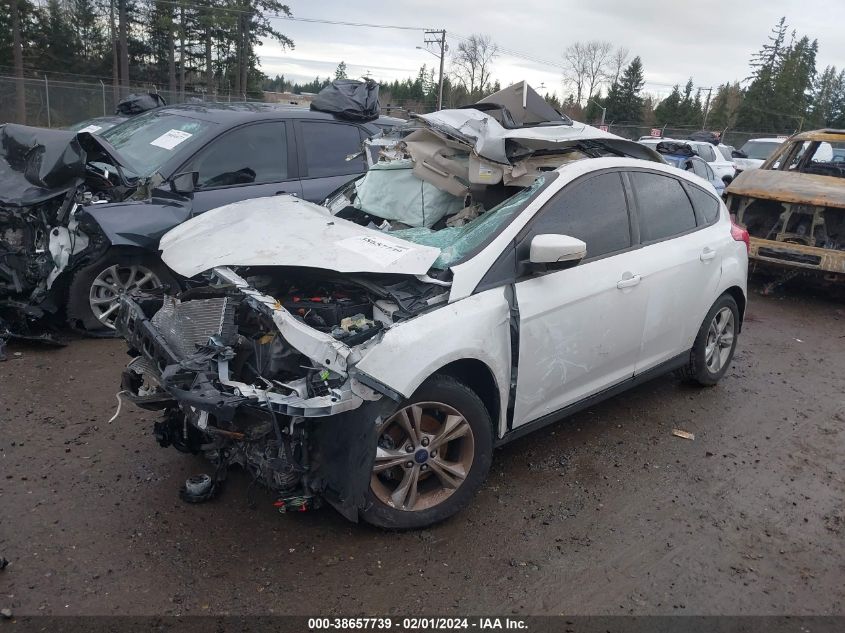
[528,172,631,260]
[686,186,721,224]
[690,158,709,179]
[300,121,366,177]
[187,122,288,188]
[630,172,697,242]
[695,144,716,161]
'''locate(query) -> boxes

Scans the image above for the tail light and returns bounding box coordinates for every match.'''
[730,215,750,253]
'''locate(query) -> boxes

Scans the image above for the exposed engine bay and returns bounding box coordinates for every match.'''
[116,265,447,517]
[0,123,145,349]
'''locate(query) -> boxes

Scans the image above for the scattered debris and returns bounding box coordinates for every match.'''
[1,608,12,619]
[671,429,695,440]
[0,557,8,570]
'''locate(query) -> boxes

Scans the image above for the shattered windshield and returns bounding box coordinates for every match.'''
[100,110,215,177]
[391,176,549,269]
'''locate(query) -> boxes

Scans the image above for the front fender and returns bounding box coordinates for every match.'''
[79,198,191,250]
[354,286,512,436]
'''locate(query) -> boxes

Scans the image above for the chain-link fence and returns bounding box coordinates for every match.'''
[0,75,806,147]
[0,76,263,129]
[603,123,799,148]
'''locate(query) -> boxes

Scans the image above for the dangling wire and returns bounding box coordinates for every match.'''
[107,390,129,424]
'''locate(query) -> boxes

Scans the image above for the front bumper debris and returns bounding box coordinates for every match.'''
[116,292,367,420]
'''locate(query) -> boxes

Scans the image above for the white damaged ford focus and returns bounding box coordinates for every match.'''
[115,99,748,529]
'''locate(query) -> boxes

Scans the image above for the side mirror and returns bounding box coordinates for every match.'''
[528,234,586,272]
[731,150,747,159]
[170,171,198,195]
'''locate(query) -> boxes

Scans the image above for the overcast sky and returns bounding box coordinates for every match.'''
[255,0,845,102]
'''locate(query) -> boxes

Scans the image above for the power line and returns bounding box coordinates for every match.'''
[151,0,431,31]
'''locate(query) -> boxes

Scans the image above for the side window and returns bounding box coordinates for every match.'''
[686,186,721,224]
[697,144,716,162]
[300,121,366,178]
[690,158,709,179]
[527,172,631,260]
[630,171,697,241]
[185,122,288,189]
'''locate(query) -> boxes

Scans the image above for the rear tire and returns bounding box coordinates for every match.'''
[67,250,179,333]
[361,374,493,529]
[675,294,740,386]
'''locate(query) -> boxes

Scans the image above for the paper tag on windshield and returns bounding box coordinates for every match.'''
[77,124,102,133]
[150,129,192,150]
[337,235,412,266]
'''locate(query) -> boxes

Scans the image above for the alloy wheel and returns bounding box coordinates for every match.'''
[704,306,735,373]
[371,402,475,512]
[89,263,162,329]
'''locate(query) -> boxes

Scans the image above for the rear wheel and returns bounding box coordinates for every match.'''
[67,251,178,332]
[361,374,493,529]
[676,294,739,386]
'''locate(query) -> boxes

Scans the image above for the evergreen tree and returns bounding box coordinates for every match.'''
[654,84,682,124]
[334,61,347,80]
[735,17,790,131]
[605,56,644,123]
[707,82,743,130]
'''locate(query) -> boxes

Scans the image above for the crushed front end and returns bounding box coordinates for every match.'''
[0,123,142,352]
[116,265,443,518]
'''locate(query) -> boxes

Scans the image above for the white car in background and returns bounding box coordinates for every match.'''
[732,138,786,173]
[640,137,736,184]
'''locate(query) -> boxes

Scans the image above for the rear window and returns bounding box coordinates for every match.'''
[740,140,781,160]
[630,172,697,242]
[693,144,716,162]
[300,121,366,177]
[686,186,721,224]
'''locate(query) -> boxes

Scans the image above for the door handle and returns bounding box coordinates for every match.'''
[275,190,298,197]
[616,273,641,289]
[700,247,716,262]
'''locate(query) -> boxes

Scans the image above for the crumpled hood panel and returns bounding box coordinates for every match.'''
[0,123,127,208]
[159,195,442,278]
[0,124,86,207]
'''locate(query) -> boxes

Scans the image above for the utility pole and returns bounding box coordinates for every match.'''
[699,86,713,130]
[589,99,606,126]
[424,29,446,111]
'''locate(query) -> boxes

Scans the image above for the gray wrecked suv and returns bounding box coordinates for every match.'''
[112,85,702,529]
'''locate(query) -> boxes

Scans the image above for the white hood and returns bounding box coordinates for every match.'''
[159,196,441,278]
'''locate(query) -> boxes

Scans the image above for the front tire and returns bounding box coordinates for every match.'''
[67,250,178,333]
[676,294,740,386]
[361,374,493,529]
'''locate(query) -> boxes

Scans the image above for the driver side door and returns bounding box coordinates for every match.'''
[181,121,303,214]
[512,171,648,428]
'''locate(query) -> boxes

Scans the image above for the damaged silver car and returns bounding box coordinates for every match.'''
[116,84,749,528]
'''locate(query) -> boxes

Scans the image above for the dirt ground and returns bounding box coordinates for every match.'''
[1,287,844,617]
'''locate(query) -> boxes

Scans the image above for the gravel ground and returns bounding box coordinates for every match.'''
[1,288,844,616]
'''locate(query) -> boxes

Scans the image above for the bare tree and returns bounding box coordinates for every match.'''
[10,0,26,123]
[562,42,589,106]
[584,41,612,103]
[451,34,498,99]
[563,40,614,106]
[609,46,630,85]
